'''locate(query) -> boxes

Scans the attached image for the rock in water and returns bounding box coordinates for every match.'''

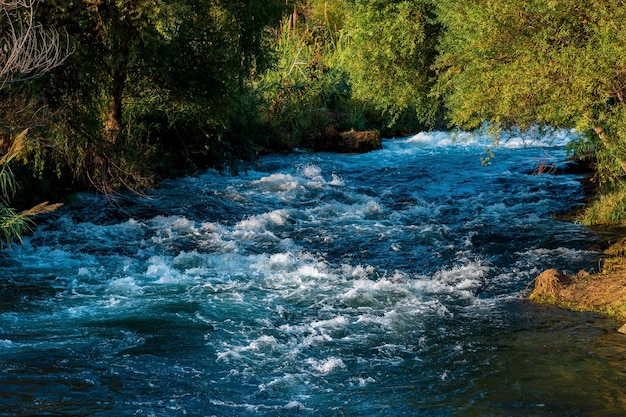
[310,127,382,153]
[337,130,382,153]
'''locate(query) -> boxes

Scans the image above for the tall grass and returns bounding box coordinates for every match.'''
[582,183,626,226]
[255,6,364,149]
[0,130,61,247]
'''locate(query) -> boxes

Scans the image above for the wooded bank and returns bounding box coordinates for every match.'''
[3,0,626,247]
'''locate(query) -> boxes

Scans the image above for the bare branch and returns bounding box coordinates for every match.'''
[0,0,73,89]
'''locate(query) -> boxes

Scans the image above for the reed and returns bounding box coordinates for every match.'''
[0,129,61,247]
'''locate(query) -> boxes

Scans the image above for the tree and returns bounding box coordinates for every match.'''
[34,0,286,193]
[436,0,626,177]
[0,0,68,246]
[435,0,626,224]
[338,0,442,131]
[256,0,444,147]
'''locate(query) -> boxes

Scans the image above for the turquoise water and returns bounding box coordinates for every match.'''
[1,131,625,416]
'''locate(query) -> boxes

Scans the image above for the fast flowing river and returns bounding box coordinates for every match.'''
[2,131,626,416]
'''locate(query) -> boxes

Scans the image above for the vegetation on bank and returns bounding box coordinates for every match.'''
[3,0,626,246]
[529,238,626,321]
[0,0,66,246]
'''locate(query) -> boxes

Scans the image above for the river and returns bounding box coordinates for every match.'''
[2,130,625,416]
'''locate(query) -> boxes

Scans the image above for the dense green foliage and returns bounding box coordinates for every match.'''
[339,0,441,129]
[435,0,626,224]
[4,0,626,232]
[31,0,286,193]
[256,0,441,148]
[255,3,354,149]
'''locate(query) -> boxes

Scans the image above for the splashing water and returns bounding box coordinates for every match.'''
[1,131,625,416]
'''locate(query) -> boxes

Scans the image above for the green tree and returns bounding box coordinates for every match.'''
[339,0,442,131]
[436,0,626,224]
[257,0,443,147]
[436,0,626,168]
[35,0,286,192]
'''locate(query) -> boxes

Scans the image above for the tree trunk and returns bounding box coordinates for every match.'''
[105,67,126,142]
[102,2,130,144]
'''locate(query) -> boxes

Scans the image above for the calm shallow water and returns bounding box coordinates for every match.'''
[1,131,625,416]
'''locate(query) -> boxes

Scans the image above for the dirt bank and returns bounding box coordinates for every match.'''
[529,239,626,332]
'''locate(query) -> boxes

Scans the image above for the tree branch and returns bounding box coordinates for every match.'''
[0,0,73,89]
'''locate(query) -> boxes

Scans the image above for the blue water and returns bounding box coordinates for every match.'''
[2,131,625,416]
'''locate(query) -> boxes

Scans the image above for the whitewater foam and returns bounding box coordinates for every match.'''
[0,129,604,416]
[404,128,576,150]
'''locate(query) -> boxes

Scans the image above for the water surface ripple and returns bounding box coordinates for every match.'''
[2,131,624,416]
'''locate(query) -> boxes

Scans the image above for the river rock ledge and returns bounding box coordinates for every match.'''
[529,240,626,332]
[309,127,382,153]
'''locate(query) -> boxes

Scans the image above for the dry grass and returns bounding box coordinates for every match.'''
[529,240,626,320]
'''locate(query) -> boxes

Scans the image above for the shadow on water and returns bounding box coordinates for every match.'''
[446,302,626,417]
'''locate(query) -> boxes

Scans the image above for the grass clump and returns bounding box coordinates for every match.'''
[0,130,61,247]
[582,185,626,226]
[529,240,626,321]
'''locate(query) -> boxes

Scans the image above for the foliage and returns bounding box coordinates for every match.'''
[0,130,61,247]
[435,0,626,225]
[255,6,355,149]
[583,187,626,226]
[32,0,286,192]
[435,0,626,147]
[257,0,443,148]
[338,0,442,131]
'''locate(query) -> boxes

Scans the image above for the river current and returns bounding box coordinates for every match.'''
[2,131,626,416]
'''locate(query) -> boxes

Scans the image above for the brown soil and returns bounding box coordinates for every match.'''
[529,239,626,324]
